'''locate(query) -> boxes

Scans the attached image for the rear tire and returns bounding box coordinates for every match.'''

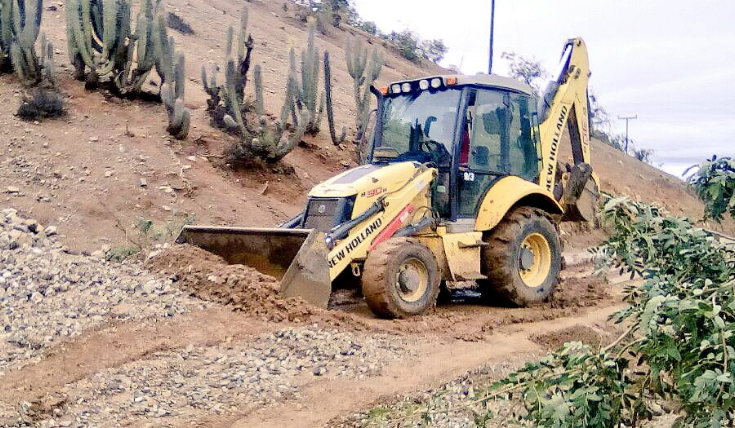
[362,238,441,319]
[479,207,561,307]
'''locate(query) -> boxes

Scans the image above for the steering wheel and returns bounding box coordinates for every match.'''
[420,139,451,165]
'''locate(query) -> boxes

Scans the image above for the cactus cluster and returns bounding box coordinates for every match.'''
[346,36,383,142]
[66,0,134,84]
[202,7,253,129]
[66,0,189,139]
[0,0,53,86]
[225,62,310,163]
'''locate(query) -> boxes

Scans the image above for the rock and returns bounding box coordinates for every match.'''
[139,178,148,187]
[104,171,114,178]
[44,226,58,236]
[89,136,99,142]
[24,219,40,233]
[30,292,44,303]
[141,280,158,295]
[6,186,20,194]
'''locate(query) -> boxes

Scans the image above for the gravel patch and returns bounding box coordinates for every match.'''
[332,359,535,428]
[0,208,208,373]
[9,326,413,427]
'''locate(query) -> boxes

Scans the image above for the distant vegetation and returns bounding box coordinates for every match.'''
[290,0,448,64]
[504,51,654,164]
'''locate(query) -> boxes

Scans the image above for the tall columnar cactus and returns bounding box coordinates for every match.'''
[0,0,12,72]
[114,0,157,94]
[296,20,324,135]
[153,10,189,140]
[201,6,253,128]
[225,63,310,164]
[8,0,43,84]
[66,0,133,81]
[324,51,346,145]
[38,32,56,88]
[346,36,383,142]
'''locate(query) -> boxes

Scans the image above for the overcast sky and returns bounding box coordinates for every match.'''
[352,0,735,177]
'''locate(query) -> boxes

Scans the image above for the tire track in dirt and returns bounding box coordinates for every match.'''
[0,307,273,406]
[187,304,624,428]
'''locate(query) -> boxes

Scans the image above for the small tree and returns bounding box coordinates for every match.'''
[632,147,653,164]
[420,39,447,63]
[501,51,548,94]
[388,30,420,62]
[686,155,735,222]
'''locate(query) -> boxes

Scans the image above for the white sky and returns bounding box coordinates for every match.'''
[352,0,735,177]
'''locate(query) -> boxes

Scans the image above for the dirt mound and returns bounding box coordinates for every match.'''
[531,325,609,351]
[146,245,314,323]
[550,274,610,309]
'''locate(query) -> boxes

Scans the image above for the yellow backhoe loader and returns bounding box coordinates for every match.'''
[178,38,600,318]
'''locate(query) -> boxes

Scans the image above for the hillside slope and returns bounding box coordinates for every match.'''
[0,0,729,254]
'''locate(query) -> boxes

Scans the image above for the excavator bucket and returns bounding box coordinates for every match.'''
[175,226,332,308]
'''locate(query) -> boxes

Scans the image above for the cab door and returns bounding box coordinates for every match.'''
[457,88,541,218]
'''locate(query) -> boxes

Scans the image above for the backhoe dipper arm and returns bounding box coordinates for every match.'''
[537,38,594,194]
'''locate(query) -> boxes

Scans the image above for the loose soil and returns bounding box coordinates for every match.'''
[1,0,730,426]
[147,244,315,323]
[147,244,614,339]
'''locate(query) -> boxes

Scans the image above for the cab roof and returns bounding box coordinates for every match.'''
[390,74,534,96]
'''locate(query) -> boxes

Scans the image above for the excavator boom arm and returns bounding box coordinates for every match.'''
[537,38,593,193]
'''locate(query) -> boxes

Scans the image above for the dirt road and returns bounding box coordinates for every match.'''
[0,212,626,427]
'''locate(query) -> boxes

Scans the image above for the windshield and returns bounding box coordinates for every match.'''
[373,89,461,167]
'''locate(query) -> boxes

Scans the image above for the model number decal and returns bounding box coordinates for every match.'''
[328,217,383,268]
[361,187,386,198]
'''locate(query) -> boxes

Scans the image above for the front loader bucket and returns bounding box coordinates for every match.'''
[176,226,332,308]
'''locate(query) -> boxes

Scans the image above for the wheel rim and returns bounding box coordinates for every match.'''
[394,257,429,303]
[519,233,552,288]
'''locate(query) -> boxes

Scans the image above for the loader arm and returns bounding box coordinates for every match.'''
[538,38,594,193]
[537,38,600,222]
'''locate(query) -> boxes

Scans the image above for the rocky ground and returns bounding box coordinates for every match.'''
[0,208,208,375]
[0,209,417,427]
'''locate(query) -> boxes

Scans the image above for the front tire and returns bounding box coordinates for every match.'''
[479,207,561,306]
[362,238,441,318]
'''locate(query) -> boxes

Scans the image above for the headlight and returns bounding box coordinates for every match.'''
[391,84,401,94]
[431,78,442,89]
[402,82,412,93]
[419,79,429,90]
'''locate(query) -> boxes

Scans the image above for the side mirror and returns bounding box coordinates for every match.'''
[424,116,437,137]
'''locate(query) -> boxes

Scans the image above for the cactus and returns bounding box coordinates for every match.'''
[153,9,189,140]
[0,0,12,72]
[114,0,157,94]
[6,0,43,84]
[324,51,346,145]
[38,32,56,88]
[346,36,383,142]
[202,6,253,128]
[66,0,132,81]
[296,20,324,135]
[225,63,310,164]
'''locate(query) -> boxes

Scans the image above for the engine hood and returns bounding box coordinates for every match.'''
[309,162,420,198]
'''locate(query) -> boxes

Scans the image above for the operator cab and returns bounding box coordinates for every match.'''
[369,75,542,222]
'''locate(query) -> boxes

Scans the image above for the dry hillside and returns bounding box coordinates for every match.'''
[0,0,729,253]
